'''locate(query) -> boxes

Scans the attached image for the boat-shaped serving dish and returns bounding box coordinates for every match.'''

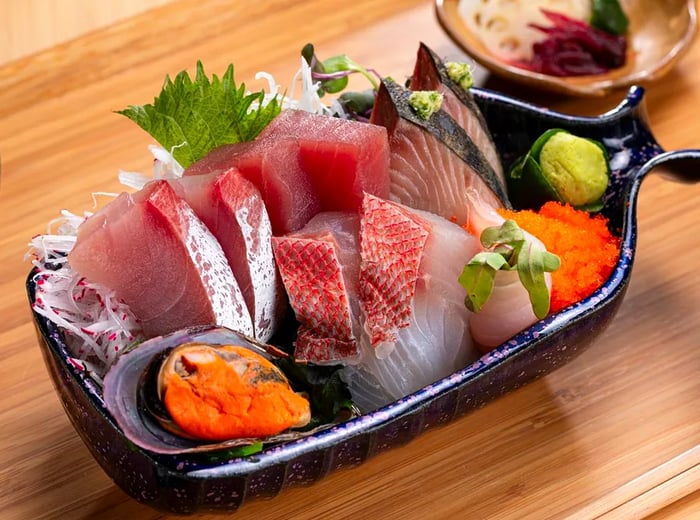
[27,86,699,514]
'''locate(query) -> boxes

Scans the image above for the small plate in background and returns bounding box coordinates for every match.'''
[435,0,698,97]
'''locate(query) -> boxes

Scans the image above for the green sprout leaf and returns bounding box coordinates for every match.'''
[516,241,561,319]
[301,43,380,98]
[459,252,509,313]
[459,220,560,318]
[117,61,281,168]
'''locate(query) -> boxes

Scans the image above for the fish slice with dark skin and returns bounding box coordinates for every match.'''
[409,42,505,184]
[68,180,253,338]
[370,78,510,226]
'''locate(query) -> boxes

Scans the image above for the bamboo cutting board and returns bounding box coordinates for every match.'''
[1,1,699,518]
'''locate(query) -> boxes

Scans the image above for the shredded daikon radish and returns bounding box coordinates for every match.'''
[27,211,144,377]
[458,0,592,61]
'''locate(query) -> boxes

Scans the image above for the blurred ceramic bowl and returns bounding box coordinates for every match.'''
[435,0,698,96]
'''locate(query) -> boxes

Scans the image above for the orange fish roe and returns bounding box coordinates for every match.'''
[498,202,620,313]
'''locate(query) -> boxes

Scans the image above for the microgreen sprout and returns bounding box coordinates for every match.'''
[459,220,560,319]
[301,43,381,96]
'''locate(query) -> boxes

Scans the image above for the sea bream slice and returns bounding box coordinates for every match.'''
[271,213,362,364]
[359,194,430,358]
[369,78,509,225]
[68,180,253,338]
[169,168,284,342]
[345,193,482,411]
[409,42,504,184]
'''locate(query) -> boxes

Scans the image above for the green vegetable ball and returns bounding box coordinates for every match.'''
[507,129,610,212]
[538,131,609,208]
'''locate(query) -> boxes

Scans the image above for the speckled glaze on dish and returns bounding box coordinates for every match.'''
[27,86,700,514]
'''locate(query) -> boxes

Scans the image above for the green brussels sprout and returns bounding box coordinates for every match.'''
[507,129,610,212]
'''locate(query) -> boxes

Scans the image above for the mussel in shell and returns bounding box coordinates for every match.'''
[102,326,355,455]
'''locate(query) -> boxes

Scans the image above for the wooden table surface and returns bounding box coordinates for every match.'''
[1,1,699,518]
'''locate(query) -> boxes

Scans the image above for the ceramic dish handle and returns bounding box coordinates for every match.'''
[641,149,700,185]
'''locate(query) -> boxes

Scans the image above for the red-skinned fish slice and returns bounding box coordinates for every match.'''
[359,194,429,357]
[68,180,253,338]
[272,213,361,364]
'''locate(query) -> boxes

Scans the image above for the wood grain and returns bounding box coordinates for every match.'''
[0,0,173,64]
[0,1,699,519]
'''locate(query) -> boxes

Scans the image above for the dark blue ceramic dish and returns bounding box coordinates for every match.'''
[27,86,700,514]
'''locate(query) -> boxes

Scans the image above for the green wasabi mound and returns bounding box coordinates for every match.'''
[445,62,474,90]
[408,90,443,120]
[507,129,610,211]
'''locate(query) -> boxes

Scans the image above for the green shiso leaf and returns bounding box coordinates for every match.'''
[117,61,281,168]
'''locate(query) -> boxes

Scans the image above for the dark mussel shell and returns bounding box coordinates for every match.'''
[102,326,353,455]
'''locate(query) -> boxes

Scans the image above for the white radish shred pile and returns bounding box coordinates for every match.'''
[27,211,144,380]
[458,0,592,61]
[29,58,332,376]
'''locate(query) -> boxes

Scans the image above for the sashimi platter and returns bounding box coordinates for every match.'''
[26,42,700,513]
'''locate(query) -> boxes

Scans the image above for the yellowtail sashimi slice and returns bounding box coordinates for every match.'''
[370,79,508,225]
[409,42,505,184]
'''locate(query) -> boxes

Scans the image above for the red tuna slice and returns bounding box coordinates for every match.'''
[169,169,285,342]
[68,180,253,338]
[359,193,430,358]
[370,79,508,225]
[410,43,505,185]
[184,140,320,235]
[272,212,361,364]
[259,109,390,211]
